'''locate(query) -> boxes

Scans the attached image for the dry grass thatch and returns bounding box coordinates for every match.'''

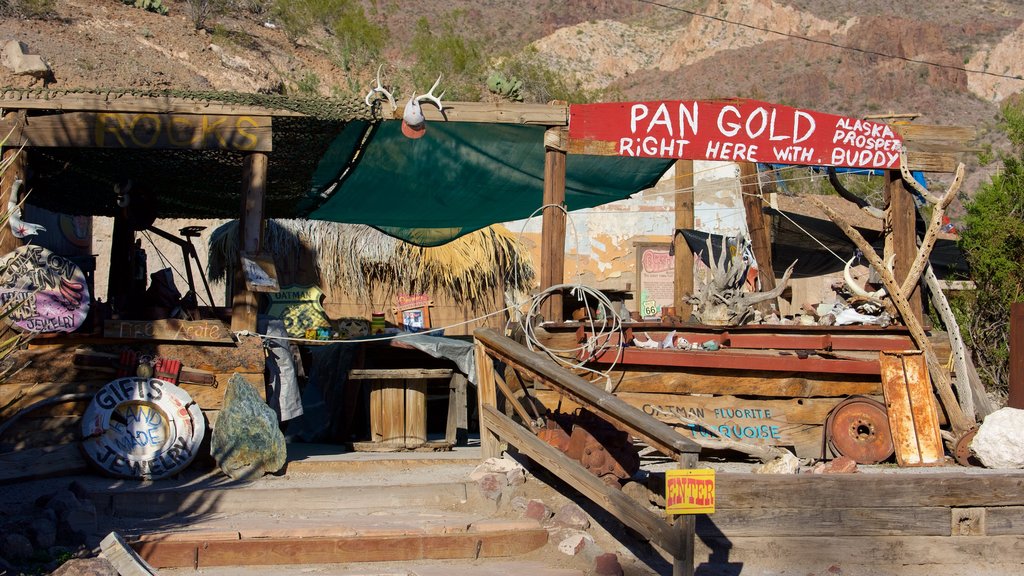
[207,220,536,306]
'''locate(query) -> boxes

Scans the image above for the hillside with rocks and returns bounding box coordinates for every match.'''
[1,0,1023,181]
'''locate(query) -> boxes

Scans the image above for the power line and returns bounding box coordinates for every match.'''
[634,0,1024,82]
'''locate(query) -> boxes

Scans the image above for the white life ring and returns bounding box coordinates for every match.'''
[81,377,205,480]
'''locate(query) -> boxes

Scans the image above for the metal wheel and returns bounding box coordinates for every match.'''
[954,428,979,467]
[825,396,895,464]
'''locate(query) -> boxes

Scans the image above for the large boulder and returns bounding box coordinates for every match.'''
[1,40,51,79]
[972,407,1024,469]
[211,374,287,480]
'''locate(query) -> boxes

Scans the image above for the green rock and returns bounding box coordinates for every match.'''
[211,374,286,480]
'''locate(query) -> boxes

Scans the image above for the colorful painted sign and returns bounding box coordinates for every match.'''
[569,99,904,169]
[665,468,716,515]
[0,245,90,333]
[636,243,673,319]
[264,284,332,338]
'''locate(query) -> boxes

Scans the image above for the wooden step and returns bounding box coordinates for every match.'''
[87,481,474,518]
[132,522,550,568]
[156,560,585,576]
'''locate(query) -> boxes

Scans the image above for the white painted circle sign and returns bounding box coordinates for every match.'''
[81,377,205,480]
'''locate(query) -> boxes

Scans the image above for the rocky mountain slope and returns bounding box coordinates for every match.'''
[1,0,1022,178]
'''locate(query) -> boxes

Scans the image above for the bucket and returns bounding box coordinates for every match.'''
[370,312,386,334]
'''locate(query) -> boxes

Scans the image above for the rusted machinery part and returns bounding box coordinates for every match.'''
[954,427,980,467]
[538,409,640,487]
[825,396,895,465]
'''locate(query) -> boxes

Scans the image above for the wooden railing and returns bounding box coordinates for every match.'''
[473,327,702,576]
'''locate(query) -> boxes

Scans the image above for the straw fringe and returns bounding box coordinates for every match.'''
[207,221,535,305]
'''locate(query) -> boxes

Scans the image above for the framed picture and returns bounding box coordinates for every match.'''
[393,294,432,332]
[240,252,280,293]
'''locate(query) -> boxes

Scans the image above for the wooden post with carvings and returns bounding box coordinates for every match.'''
[231,152,267,333]
[541,127,567,323]
[888,170,923,326]
[740,163,775,296]
[0,112,26,255]
[673,160,695,319]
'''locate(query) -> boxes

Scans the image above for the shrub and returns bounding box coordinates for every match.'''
[0,0,57,18]
[954,98,1024,394]
[122,0,169,16]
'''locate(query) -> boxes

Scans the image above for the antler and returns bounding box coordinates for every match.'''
[364,64,396,111]
[899,145,964,205]
[414,74,444,112]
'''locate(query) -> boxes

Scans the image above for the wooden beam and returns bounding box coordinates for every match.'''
[888,170,923,326]
[474,341,501,458]
[0,115,26,255]
[0,112,273,152]
[673,160,695,319]
[230,152,266,334]
[540,128,567,323]
[474,327,701,457]
[0,92,570,125]
[1010,303,1024,409]
[740,163,775,299]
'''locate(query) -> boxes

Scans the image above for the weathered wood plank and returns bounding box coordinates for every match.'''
[0,443,87,484]
[1,112,272,152]
[714,473,1024,509]
[0,415,80,451]
[987,506,1024,536]
[698,506,950,537]
[103,319,234,343]
[0,91,305,116]
[693,535,1024,567]
[607,369,880,397]
[135,530,550,568]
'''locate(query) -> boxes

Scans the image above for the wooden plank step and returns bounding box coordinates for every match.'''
[156,561,584,576]
[133,528,550,568]
[88,482,473,517]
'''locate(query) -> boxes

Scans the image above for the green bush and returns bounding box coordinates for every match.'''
[954,99,1024,394]
[122,0,169,16]
[409,12,485,101]
[0,0,57,18]
[272,0,387,71]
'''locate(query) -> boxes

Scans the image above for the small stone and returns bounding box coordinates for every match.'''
[45,490,82,515]
[1,532,34,561]
[813,456,858,474]
[754,451,800,474]
[509,496,529,513]
[1,40,51,78]
[477,473,503,501]
[59,500,97,544]
[552,503,590,530]
[557,532,593,556]
[30,517,57,549]
[972,408,1024,469]
[506,466,527,486]
[469,456,524,482]
[524,499,552,522]
[211,374,287,480]
[594,552,624,576]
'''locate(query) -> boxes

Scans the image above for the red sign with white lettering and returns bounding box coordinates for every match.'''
[568,99,903,169]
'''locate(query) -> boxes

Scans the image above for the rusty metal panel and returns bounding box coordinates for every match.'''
[879,350,944,466]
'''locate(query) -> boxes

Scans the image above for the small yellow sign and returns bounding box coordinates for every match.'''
[665,468,716,515]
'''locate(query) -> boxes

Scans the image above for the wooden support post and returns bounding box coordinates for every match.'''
[0,114,27,255]
[672,451,699,576]
[474,342,501,458]
[540,128,567,323]
[740,163,775,294]
[1010,303,1024,409]
[888,170,923,326]
[231,152,266,333]
[673,160,695,319]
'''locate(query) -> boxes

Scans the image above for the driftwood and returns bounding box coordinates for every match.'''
[808,196,975,436]
[922,262,976,420]
[689,236,795,325]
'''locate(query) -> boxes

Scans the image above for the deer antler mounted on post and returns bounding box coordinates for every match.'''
[364,64,397,113]
[401,75,445,139]
[688,236,795,326]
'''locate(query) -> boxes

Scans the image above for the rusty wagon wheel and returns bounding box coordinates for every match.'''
[824,396,895,465]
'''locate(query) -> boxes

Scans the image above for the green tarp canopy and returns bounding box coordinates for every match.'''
[17,90,672,246]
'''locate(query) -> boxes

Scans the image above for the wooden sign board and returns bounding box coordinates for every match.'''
[0,112,272,152]
[666,468,716,515]
[103,319,233,343]
[568,99,903,170]
[263,284,331,339]
[635,243,673,319]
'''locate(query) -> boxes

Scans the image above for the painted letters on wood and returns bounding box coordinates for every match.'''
[103,319,233,343]
[568,99,903,169]
[0,245,90,333]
